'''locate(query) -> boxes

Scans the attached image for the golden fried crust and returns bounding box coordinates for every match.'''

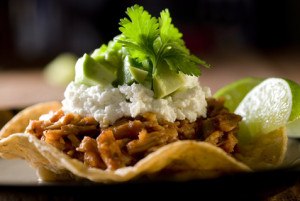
[234,126,288,170]
[0,134,251,182]
[0,101,62,139]
[0,101,288,183]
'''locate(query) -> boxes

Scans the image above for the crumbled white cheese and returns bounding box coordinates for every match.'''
[62,76,211,127]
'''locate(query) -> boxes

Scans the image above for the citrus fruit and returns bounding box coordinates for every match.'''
[214,77,263,112]
[234,78,300,143]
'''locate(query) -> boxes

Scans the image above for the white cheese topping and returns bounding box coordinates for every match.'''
[62,76,211,127]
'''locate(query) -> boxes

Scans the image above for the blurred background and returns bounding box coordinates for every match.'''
[0,0,300,109]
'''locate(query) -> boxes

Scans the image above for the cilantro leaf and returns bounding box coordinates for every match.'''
[157,9,210,76]
[159,9,183,45]
[119,5,159,62]
[159,41,210,76]
[162,43,202,76]
[119,4,210,78]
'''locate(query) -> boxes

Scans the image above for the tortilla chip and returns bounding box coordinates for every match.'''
[0,102,62,139]
[0,101,288,182]
[0,133,251,183]
[234,126,287,170]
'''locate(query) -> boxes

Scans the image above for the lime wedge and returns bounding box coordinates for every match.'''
[286,79,300,122]
[234,78,300,143]
[286,118,300,138]
[214,77,263,112]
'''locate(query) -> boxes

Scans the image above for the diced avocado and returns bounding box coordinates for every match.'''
[92,49,121,69]
[117,56,149,85]
[142,74,153,89]
[124,59,135,85]
[90,49,105,63]
[91,44,108,57]
[128,66,148,84]
[106,50,122,68]
[75,53,116,87]
[91,48,120,75]
[153,62,185,98]
[92,36,123,65]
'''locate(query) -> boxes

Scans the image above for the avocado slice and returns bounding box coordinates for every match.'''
[91,48,120,75]
[153,62,185,98]
[91,37,123,69]
[115,56,133,85]
[75,53,116,87]
[125,56,148,84]
[116,56,149,85]
[128,66,148,84]
[124,57,135,84]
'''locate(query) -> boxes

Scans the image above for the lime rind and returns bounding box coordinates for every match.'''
[214,77,263,112]
[234,78,293,144]
[286,118,300,138]
[285,79,300,138]
[215,77,300,140]
[285,79,300,122]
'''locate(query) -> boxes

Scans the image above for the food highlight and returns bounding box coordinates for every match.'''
[0,5,290,182]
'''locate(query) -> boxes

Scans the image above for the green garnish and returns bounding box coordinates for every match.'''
[119,5,210,77]
[74,4,210,98]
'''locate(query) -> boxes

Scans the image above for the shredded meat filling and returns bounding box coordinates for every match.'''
[97,130,125,170]
[25,98,242,171]
[77,136,106,169]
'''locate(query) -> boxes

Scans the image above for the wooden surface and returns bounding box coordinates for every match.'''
[0,71,65,110]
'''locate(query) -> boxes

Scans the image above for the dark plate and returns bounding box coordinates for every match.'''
[0,167,299,201]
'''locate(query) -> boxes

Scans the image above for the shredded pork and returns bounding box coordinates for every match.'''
[25,98,242,171]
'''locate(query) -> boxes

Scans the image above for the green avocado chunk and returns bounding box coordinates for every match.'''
[75,53,116,87]
[123,58,135,85]
[125,56,148,84]
[91,47,121,73]
[128,65,148,84]
[116,56,149,85]
[153,62,185,98]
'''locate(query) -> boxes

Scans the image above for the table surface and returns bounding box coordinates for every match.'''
[0,49,300,200]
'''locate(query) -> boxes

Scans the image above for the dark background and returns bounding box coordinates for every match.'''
[1,0,300,70]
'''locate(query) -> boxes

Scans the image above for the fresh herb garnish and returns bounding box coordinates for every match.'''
[74,4,210,98]
[119,4,210,77]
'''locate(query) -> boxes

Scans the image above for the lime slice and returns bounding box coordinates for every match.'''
[286,79,300,122]
[214,77,263,112]
[286,118,300,138]
[234,78,300,143]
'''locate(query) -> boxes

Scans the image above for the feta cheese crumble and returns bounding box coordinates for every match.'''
[62,76,211,127]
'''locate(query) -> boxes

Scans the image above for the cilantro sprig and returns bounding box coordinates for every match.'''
[75,5,211,98]
[119,4,210,77]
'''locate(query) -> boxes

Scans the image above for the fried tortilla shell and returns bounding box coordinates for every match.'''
[0,133,251,183]
[0,101,62,139]
[234,126,288,170]
[0,102,287,182]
